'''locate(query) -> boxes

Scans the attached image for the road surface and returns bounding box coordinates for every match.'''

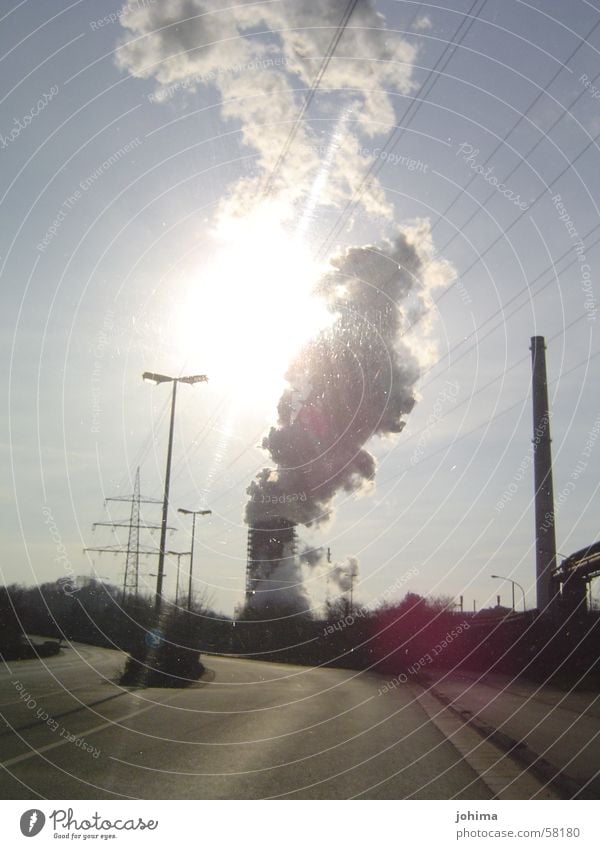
[0,644,555,799]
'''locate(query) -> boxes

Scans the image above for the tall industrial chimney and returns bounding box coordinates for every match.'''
[530,336,557,612]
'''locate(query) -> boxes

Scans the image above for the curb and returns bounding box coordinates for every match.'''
[419,676,599,800]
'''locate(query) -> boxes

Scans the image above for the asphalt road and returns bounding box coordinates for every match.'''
[0,644,513,799]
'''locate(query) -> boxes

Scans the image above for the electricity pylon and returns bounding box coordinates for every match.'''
[84,467,170,603]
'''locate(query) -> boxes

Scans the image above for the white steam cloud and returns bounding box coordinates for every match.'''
[115,0,419,218]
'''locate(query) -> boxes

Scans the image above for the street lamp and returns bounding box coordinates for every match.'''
[166,550,191,607]
[491,574,526,612]
[178,508,212,611]
[143,372,208,616]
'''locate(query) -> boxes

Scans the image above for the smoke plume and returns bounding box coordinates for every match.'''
[249,531,308,613]
[246,223,453,529]
[114,3,455,610]
[115,0,419,218]
[298,546,360,593]
[330,557,359,593]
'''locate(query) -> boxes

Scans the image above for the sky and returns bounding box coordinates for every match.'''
[2,0,600,617]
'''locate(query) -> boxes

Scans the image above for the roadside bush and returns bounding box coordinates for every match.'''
[120,609,205,688]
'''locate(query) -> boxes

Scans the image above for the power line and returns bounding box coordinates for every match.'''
[128,6,427,529]
[150,7,595,512]
[441,125,600,303]
[262,0,363,199]
[260,2,430,209]
[432,17,600,237]
[195,308,595,537]
[418,224,600,391]
[386,113,600,351]
[195,327,599,546]
[174,227,600,528]
[185,242,599,520]
[286,5,600,407]
[144,12,600,535]
[426,56,600,309]
[317,9,600,329]
[378,339,599,488]
[318,0,488,259]
[194,223,600,518]
[415,309,590,446]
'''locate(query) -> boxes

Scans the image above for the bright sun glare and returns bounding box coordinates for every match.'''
[177,207,330,405]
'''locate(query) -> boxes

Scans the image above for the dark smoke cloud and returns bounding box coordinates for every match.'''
[246,225,447,528]
[299,545,327,568]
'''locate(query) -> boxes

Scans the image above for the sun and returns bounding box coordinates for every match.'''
[176,207,330,405]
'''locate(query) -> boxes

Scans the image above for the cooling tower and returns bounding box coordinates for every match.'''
[245,518,297,607]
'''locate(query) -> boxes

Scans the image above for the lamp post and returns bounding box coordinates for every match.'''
[491,574,526,612]
[143,372,208,617]
[178,508,212,611]
[167,550,191,607]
